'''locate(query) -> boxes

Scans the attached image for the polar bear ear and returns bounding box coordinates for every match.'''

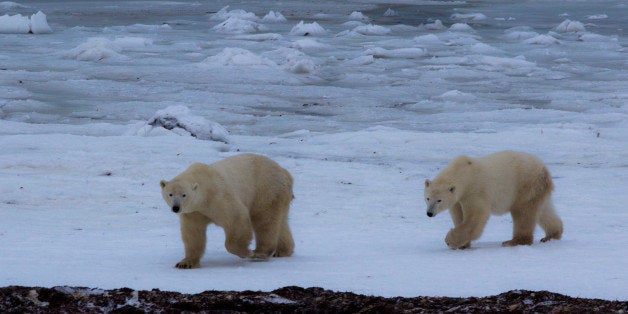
[449,186,455,193]
[160,180,167,188]
[425,179,431,188]
[192,183,199,191]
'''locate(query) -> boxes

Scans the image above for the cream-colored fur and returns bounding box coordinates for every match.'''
[160,154,295,268]
[424,150,563,249]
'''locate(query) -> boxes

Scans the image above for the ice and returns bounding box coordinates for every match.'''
[523,34,560,45]
[383,8,398,17]
[146,105,230,143]
[211,6,259,22]
[200,47,276,68]
[348,11,370,22]
[449,23,474,32]
[451,12,488,21]
[29,11,51,33]
[419,19,445,31]
[0,10,51,34]
[64,37,152,61]
[212,17,266,34]
[0,13,29,33]
[0,2,29,10]
[554,19,586,33]
[352,24,391,36]
[366,47,427,59]
[0,0,626,302]
[262,11,287,23]
[289,21,326,36]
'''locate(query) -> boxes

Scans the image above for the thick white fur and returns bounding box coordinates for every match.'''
[160,154,294,268]
[424,150,563,249]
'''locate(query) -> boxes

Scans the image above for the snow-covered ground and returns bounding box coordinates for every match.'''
[1,0,626,301]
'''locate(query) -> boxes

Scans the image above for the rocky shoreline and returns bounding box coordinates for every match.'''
[1,285,626,313]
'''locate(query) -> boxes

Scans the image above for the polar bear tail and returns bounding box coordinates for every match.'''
[538,199,563,242]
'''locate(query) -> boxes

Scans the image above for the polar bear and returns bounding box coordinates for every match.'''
[424,150,563,249]
[160,154,295,268]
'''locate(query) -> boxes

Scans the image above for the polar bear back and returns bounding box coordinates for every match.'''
[209,154,293,210]
[448,151,551,215]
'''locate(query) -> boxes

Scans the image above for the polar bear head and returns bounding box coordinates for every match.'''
[423,179,456,217]
[160,179,199,214]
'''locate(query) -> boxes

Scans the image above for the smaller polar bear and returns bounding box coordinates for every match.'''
[160,154,295,268]
[424,150,563,249]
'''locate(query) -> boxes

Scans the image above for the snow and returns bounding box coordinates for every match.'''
[0,0,627,302]
[290,21,326,36]
[353,24,391,36]
[451,12,488,21]
[348,11,370,22]
[555,19,586,33]
[64,37,153,62]
[212,17,266,34]
[145,105,230,143]
[262,11,287,23]
[0,10,50,34]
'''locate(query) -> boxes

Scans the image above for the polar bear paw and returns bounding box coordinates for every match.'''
[445,229,471,250]
[175,258,200,269]
[250,253,270,261]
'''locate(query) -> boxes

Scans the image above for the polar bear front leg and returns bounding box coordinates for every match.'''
[448,203,471,249]
[177,213,210,269]
[222,212,254,259]
[445,199,490,249]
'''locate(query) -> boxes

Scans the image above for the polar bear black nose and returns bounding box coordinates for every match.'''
[172,206,180,213]
[427,212,434,217]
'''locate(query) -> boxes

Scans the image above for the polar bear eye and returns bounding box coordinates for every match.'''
[182,194,186,198]
[168,193,173,197]
[426,198,430,202]
[437,199,442,203]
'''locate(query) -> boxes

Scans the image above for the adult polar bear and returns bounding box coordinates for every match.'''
[160,154,295,269]
[424,151,563,249]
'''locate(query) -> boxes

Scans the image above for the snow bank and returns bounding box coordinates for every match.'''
[353,24,391,36]
[470,43,502,54]
[64,37,152,61]
[504,28,538,41]
[262,11,286,23]
[523,34,559,45]
[348,11,370,22]
[0,1,29,10]
[210,6,258,22]
[0,11,51,34]
[476,55,537,73]
[383,8,398,17]
[212,16,266,34]
[451,12,487,21]
[414,34,443,45]
[344,55,374,66]
[234,33,282,42]
[366,47,427,59]
[449,23,474,32]
[419,20,445,31]
[554,19,585,33]
[291,38,330,51]
[105,23,171,33]
[289,21,326,36]
[146,105,230,143]
[586,14,607,20]
[436,90,477,102]
[200,47,277,67]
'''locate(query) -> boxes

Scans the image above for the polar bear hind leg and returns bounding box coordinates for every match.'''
[538,200,563,242]
[275,216,295,257]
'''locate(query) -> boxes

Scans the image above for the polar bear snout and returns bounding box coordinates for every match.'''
[172,205,180,213]
[427,212,434,217]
